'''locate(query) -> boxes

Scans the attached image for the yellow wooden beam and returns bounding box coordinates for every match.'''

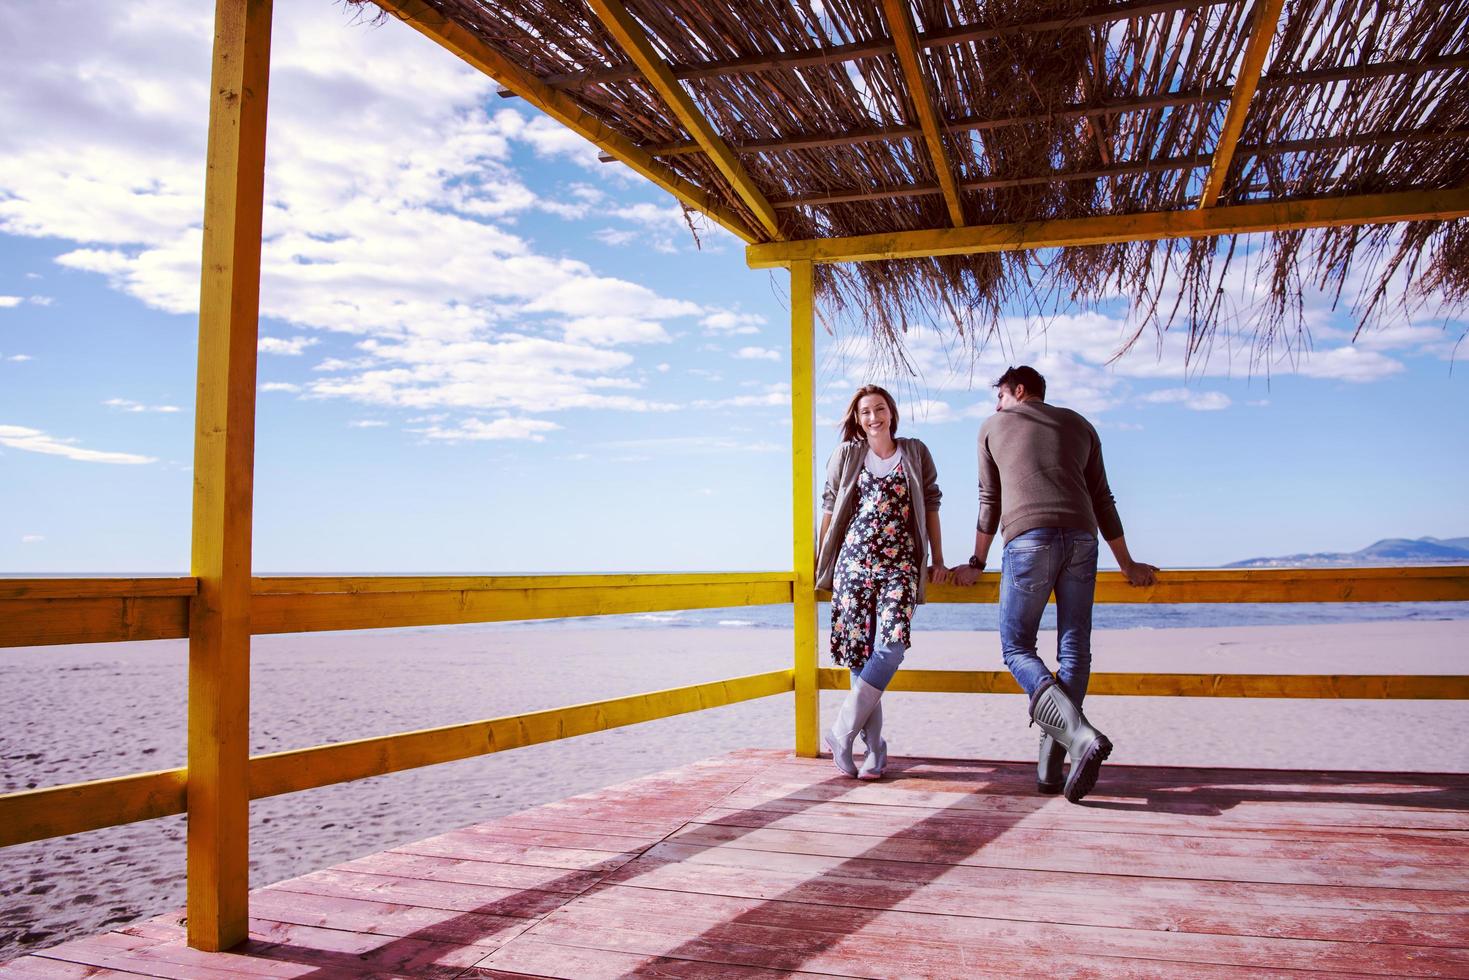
[583,0,782,241]
[249,669,793,798]
[4,567,1464,649]
[368,0,759,245]
[0,670,793,847]
[0,768,189,849]
[819,668,1469,699]
[789,260,819,758]
[1200,0,1287,208]
[250,571,794,594]
[187,0,272,952]
[250,579,793,634]
[746,186,1469,267]
[880,0,966,228]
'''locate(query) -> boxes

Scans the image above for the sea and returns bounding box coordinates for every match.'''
[482,600,1469,632]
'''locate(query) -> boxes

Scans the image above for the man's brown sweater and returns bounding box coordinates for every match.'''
[977,400,1124,543]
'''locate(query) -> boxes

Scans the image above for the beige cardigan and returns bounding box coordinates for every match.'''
[816,437,942,603]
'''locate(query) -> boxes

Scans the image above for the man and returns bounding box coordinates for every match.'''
[953,366,1157,803]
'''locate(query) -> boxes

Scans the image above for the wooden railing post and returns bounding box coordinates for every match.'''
[790,260,819,756]
[187,0,272,952]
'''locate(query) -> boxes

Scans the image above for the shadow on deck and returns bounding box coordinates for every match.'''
[3,748,1466,977]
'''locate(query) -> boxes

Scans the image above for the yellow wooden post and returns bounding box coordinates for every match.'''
[790,260,819,756]
[187,0,272,952]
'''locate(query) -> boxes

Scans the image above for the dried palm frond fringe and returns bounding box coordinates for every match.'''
[356,0,1469,371]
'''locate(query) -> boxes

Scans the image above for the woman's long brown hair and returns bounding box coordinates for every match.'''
[839,385,899,443]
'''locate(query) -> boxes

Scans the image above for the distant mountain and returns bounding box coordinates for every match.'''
[1226,536,1469,568]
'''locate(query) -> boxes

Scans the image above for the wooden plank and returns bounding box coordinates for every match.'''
[543,888,1469,975]
[0,767,187,847]
[1199,0,1287,208]
[0,596,189,647]
[251,571,793,594]
[398,832,643,873]
[677,812,1464,873]
[584,0,782,240]
[695,791,1469,849]
[0,577,197,600]
[369,0,759,244]
[880,0,966,227]
[187,0,272,952]
[237,917,491,977]
[479,936,832,979]
[248,887,532,947]
[268,868,569,919]
[344,850,606,893]
[5,566,1459,647]
[817,667,1469,699]
[602,850,1469,922]
[250,579,793,633]
[658,822,1468,889]
[789,260,818,758]
[246,670,793,799]
[745,186,1469,267]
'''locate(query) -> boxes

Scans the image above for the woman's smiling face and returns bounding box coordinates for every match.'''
[855,393,892,442]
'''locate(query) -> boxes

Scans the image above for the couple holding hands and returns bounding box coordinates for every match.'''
[817,365,1158,804]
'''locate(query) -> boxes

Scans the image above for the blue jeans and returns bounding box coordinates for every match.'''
[998,528,1098,704]
[852,639,906,691]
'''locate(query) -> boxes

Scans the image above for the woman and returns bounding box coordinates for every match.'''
[816,385,947,779]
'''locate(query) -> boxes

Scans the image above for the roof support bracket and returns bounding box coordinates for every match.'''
[881,0,968,227]
[584,0,784,240]
[1199,0,1288,208]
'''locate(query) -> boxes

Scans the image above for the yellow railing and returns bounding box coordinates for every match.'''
[3,565,1465,851]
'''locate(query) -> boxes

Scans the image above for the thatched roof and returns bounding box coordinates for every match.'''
[359,0,1469,367]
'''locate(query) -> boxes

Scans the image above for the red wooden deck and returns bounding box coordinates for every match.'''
[3,749,1466,978]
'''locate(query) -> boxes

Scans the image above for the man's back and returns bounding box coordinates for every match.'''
[977,400,1123,543]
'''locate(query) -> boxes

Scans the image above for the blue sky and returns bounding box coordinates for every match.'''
[1,0,1465,575]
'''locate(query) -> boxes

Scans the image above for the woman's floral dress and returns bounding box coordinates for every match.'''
[830,460,919,672]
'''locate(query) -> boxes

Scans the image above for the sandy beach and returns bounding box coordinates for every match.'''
[2,618,1466,962]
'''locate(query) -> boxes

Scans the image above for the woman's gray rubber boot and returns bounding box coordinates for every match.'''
[1036,732,1065,794]
[1029,677,1112,803]
[857,701,887,780]
[824,677,883,778]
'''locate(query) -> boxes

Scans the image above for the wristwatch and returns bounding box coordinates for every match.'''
[967,555,986,570]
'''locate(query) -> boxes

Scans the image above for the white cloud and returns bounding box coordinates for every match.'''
[562,316,670,346]
[260,381,301,393]
[104,397,181,413]
[1292,346,1405,382]
[21,534,45,544]
[28,295,52,306]
[7,354,32,362]
[0,2,714,428]
[418,417,561,442]
[702,311,765,335]
[1141,388,1231,411]
[259,335,319,356]
[734,346,781,362]
[696,383,791,409]
[0,424,155,464]
[606,436,783,454]
[347,419,386,428]
[0,296,21,307]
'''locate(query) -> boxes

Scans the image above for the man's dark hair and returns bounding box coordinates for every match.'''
[993,365,1046,401]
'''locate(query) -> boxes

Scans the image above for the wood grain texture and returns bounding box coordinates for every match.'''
[8,750,1466,979]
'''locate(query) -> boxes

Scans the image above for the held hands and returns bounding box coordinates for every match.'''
[1121,560,1160,587]
[928,564,951,584]
[951,564,983,587]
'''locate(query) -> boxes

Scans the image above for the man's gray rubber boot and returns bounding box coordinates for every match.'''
[857,701,887,780]
[1029,677,1112,803]
[1036,732,1065,794]
[824,677,883,778]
